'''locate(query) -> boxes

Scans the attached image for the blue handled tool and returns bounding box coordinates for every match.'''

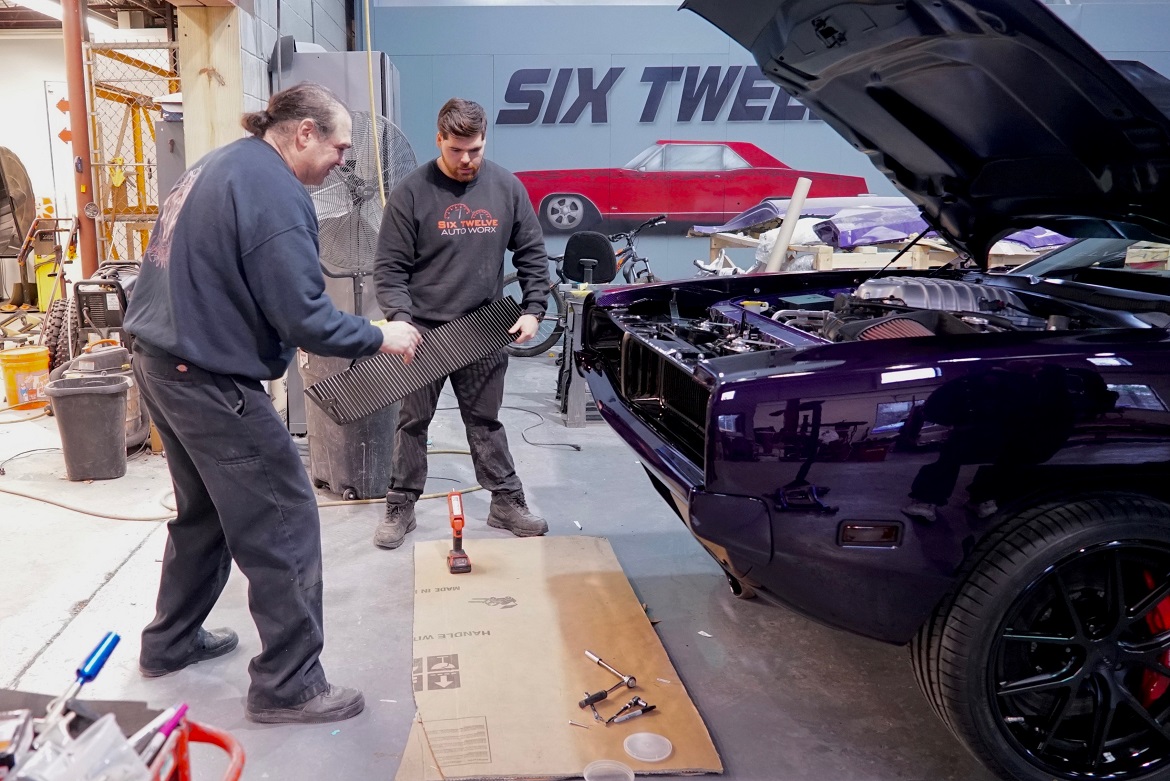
[76,632,120,684]
[57,632,120,708]
[35,632,120,746]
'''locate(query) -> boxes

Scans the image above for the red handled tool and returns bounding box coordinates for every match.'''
[447,492,471,574]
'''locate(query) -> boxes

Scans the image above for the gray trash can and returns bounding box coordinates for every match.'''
[51,344,150,448]
[299,351,399,500]
[47,375,129,481]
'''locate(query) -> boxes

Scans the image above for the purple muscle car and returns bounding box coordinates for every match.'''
[578,3,1170,781]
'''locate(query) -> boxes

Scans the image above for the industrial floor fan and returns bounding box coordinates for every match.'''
[0,147,37,306]
[301,111,417,500]
[308,111,417,318]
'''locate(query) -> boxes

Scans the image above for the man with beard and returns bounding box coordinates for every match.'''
[372,97,551,549]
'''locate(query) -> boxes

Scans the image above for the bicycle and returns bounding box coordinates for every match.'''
[503,214,666,357]
[611,214,666,285]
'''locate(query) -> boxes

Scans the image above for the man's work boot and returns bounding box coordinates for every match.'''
[487,492,548,537]
[139,627,239,678]
[245,684,365,724]
[374,491,416,549]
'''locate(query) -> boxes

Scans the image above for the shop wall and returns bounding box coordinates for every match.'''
[0,0,347,224]
[0,33,70,214]
[240,0,349,112]
[372,6,875,208]
[371,1,1170,279]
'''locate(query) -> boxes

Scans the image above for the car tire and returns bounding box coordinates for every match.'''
[540,193,599,232]
[41,297,70,369]
[912,495,1170,781]
[62,296,79,363]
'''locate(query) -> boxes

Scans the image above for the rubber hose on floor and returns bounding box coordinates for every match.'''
[0,450,479,519]
[316,449,481,507]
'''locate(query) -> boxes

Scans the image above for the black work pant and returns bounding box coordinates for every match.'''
[133,346,328,708]
[389,347,523,500]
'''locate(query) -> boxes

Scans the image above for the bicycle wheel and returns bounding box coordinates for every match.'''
[503,272,565,357]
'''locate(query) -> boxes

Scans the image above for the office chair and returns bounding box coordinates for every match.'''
[561,231,617,285]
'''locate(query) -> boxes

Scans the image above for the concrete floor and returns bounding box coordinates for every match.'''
[1,355,997,781]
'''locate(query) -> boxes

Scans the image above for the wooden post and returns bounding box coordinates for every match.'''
[910,245,930,270]
[813,245,833,271]
[177,6,245,165]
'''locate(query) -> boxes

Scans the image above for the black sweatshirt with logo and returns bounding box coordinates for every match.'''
[125,137,383,380]
[374,159,550,325]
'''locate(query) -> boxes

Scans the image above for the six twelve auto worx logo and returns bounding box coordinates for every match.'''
[438,204,499,236]
[495,65,821,126]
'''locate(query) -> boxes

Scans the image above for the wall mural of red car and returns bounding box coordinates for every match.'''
[514,139,870,232]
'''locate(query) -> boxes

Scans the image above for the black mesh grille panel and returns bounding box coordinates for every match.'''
[661,363,709,427]
[305,297,522,425]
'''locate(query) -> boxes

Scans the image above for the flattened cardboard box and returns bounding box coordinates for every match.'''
[396,536,722,781]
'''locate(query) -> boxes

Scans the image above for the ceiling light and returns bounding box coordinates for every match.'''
[15,0,116,31]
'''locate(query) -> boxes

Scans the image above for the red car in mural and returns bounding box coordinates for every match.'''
[514,140,869,232]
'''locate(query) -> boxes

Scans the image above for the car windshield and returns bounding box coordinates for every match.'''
[1010,238,1170,277]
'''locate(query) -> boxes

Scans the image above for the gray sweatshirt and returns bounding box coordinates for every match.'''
[374,159,550,325]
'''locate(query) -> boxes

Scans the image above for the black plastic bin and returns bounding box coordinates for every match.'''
[299,351,399,500]
[47,375,129,481]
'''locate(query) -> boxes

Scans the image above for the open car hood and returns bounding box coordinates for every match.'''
[681,0,1170,266]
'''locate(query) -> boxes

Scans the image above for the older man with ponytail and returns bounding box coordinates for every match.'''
[124,82,420,724]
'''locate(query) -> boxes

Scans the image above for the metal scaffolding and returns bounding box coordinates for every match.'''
[84,40,178,265]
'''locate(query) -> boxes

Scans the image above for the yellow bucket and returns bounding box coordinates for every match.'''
[1,345,50,410]
[35,257,64,313]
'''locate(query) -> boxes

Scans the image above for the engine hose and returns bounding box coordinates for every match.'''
[0,449,478,519]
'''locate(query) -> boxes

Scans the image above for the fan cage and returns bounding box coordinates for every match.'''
[309,111,417,273]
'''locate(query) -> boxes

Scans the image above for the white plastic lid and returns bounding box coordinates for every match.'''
[623,732,673,762]
[583,759,635,781]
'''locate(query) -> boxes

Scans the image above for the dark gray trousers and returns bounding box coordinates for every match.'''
[389,347,523,500]
[133,345,328,708]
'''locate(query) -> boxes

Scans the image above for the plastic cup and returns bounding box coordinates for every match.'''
[583,759,635,781]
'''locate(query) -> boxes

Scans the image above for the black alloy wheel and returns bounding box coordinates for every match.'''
[995,541,1170,777]
[913,496,1170,781]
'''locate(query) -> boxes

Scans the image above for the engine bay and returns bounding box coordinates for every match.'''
[609,276,1143,361]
